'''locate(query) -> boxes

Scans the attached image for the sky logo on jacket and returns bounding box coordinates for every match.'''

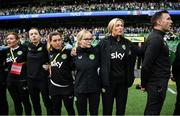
[6,57,13,63]
[111,52,125,60]
[51,61,63,68]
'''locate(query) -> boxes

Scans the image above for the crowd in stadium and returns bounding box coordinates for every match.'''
[0,2,180,15]
[0,25,180,45]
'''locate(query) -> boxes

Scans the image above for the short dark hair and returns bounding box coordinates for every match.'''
[151,10,169,27]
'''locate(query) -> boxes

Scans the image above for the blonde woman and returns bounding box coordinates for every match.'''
[73,29,101,115]
[99,18,138,115]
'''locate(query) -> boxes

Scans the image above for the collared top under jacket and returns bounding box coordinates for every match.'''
[49,48,74,96]
[73,46,101,94]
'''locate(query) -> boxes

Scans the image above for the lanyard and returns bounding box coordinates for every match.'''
[51,47,65,63]
[10,48,16,62]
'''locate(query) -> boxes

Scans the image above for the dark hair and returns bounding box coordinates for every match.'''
[48,32,62,42]
[47,32,62,52]
[151,10,169,27]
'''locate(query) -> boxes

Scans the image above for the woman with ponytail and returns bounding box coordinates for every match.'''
[48,31,75,115]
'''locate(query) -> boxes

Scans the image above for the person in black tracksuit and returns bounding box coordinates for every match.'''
[48,32,75,115]
[27,28,52,115]
[5,32,32,115]
[141,10,173,115]
[98,18,138,115]
[73,30,101,115]
[172,42,180,115]
[0,47,8,115]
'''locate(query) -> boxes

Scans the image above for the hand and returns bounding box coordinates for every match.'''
[170,73,175,82]
[42,64,49,71]
[71,48,77,56]
[141,87,146,92]
[102,88,106,93]
[171,77,175,82]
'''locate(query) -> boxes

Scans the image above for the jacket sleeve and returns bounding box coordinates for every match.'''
[43,43,50,64]
[141,37,163,87]
[127,42,137,87]
[172,43,180,80]
[98,38,110,87]
[131,42,141,56]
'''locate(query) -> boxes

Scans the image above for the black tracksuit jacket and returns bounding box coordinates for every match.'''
[27,42,49,79]
[49,48,74,96]
[73,46,101,94]
[6,45,27,80]
[172,41,180,115]
[98,35,137,88]
[0,49,7,82]
[172,43,180,80]
[141,29,170,87]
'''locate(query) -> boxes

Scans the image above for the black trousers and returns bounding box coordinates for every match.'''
[144,79,168,115]
[51,94,75,115]
[7,79,32,115]
[0,81,8,115]
[27,78,52,115]
[102,83,128,115]
[174,78,180,115]
[76,92,100,115]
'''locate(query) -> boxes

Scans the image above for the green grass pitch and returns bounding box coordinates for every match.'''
[7,79,176,115]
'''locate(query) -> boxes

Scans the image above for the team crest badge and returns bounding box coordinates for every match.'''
[61,54,67,60]
[122,45,126,50]
[89,54,95,60]
[37,47,42,51]
[17,51,23,55]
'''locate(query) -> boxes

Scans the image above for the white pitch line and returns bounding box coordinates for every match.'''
[168,88,177,95]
